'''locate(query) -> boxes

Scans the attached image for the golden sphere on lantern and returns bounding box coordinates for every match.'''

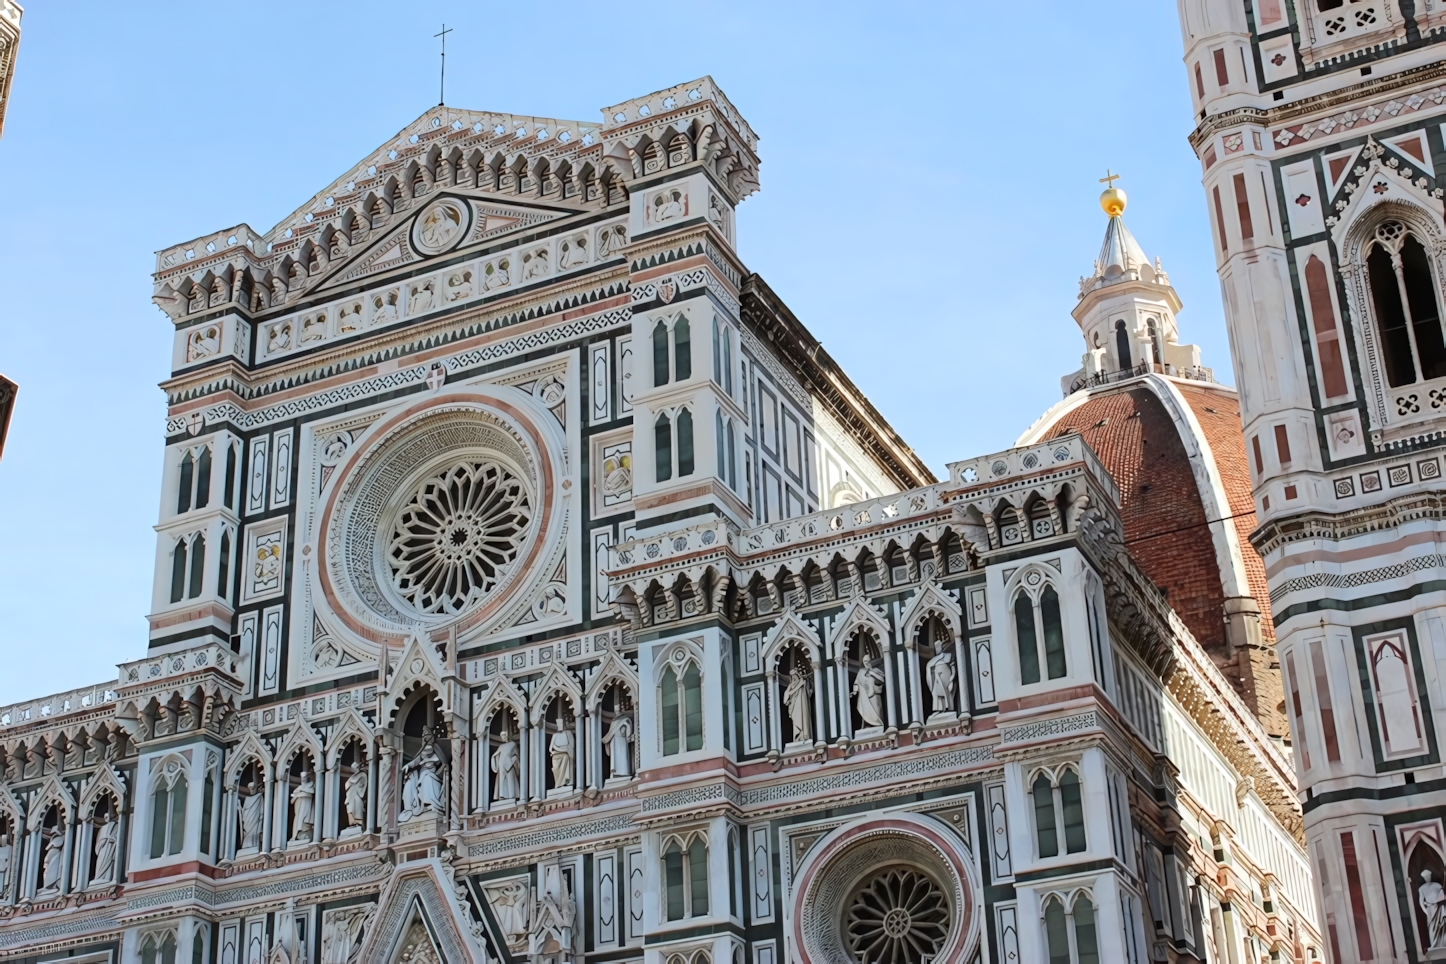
[1100,186,1127,217]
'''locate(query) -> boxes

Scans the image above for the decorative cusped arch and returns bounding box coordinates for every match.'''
[790,812,981,964]
[898,581,961,650]
[760,610,821,669]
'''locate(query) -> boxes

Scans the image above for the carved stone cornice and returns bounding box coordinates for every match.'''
[1250,488,1446,556]
[1187,59,1446,151]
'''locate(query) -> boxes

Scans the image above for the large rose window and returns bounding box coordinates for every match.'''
[387,460,531,614]
[790,814,980,964]
[320,404,552,636]
[843,867,950,963]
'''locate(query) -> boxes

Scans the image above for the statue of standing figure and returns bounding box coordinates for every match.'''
[549,729,575,790]
[92,813,119,883]
[491,739,520,801]
[783,665,813,743]
[341,769,368,836]
[1421,868,1446,950]
[852,658,886,729]
[602,715,634,779]
[37,826,64,894]
[926,649,956,714]
[239,781,265,851]
[0,833,11,898]
[290,770,316,843]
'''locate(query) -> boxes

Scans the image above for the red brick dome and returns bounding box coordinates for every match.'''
[1019,375,1285,737]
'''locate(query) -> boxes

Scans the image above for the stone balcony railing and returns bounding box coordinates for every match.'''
[0,683,118,730]
[118,641,244,690]
[947,433,1120,507]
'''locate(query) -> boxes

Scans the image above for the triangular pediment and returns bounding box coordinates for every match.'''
[312,195,574,295]
[357,859,490,963]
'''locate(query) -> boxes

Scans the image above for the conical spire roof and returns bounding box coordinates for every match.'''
[1078,184,1168,297]
[1096,215,1150,282]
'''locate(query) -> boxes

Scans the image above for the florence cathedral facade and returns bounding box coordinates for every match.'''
[7,17,1426,960]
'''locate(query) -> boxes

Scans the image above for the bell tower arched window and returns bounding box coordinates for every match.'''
[655,414,672,483]
[1114,320,1132,371]
[1365,220,1446,387]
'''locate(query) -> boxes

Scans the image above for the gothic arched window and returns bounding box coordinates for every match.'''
[222,443,237,509]
[655,414,673,483]
[170,538,189,604]
[149,772,188,859]
[677,409,695,477]
[1032,767,1086,859]
[661,660,704,755]
[1043,893,1100,964]
[653,320,670,387]
[1365,220,1446,387]
[1014,582,1067,685]
[674,317,692,381]
[140,933,179,964]
[177,453,194,514]
[662,834,709,921]
[217,530,231,599]
[715,410,727,484]
[194,447,211,510]
[1114,320,1132,371]
[187,534,206,599]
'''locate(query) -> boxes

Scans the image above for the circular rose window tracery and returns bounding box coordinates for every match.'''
[387,460,531,615]
[844,866,950,963]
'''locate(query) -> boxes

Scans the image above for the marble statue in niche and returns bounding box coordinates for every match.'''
[1421,869,1446,949]
[853,658,886,729]
[37,826,63,894]
[92,811,119,883]
[603,715,633,779]
[549,728,575,790]
[491,738,520,801]
[341,769,367,836]
[290,769,316,842]
[239,781,265,851]
[927,650,955,714]
[400,729,446,820]
[0,834,11,897]
[783,665,813,743]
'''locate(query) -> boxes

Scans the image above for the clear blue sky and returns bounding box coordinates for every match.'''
[0,1,1224,703]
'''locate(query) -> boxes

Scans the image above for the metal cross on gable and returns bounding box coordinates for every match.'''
[434,24,453,106]
[1099,169,1121,188]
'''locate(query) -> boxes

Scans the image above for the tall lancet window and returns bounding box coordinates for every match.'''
[1114,320,1132,371]
[1366,220,1446,386]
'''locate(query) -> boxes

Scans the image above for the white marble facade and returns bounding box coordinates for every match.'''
[0,72,1315,964]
